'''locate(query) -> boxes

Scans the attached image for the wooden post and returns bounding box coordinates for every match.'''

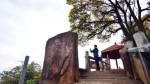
[101,61,104,71]
[106,54,111,70]
[85,51,90,72]
[105,63,108,70]
[116,59,118,69]
[106,55,110,63]
[19,56,29,84]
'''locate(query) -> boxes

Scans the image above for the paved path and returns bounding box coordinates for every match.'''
[75,69,144,84]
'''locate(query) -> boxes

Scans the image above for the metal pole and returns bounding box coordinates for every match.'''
[18,56,29,84]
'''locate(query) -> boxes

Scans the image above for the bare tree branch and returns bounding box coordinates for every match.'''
[137,0,142,21]
[141,7,150,11]
[86,19,118,24]
[109,27,122,33]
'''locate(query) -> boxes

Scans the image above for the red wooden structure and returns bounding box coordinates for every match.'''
[101,43,124,69]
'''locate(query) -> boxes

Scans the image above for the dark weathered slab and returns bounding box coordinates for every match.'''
[37,31,79,84]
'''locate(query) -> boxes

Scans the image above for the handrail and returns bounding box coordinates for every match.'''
[128,43,150,52]
[88,56,110,65]
[85,51,110,72]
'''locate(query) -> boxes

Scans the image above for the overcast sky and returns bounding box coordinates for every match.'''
[0,0,148,72]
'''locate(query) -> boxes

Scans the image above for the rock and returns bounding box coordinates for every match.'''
[37,31,79,84]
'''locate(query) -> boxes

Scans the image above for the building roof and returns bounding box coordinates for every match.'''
[101,43,124,59]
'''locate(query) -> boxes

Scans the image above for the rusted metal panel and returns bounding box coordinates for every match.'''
[37,31,79,84]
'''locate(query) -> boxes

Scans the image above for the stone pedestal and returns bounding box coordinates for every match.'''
[37,32,79,84]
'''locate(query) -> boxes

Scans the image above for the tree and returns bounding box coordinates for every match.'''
[0,66,21,84]
[0,61,42,84]
[143,14,150,38]
[25,62,42,84]
[121,14,150,44]
[66,0,150,46]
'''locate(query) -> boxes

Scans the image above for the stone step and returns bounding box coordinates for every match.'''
[76,70,144,84]
[85,73,126,76]
[76,79,143,84]
[88,70,125,74]
[80,76,128,79]
[79,78,134,81]
[79,76,127,79]
[75,80,143,84]
[85,72,126,77]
